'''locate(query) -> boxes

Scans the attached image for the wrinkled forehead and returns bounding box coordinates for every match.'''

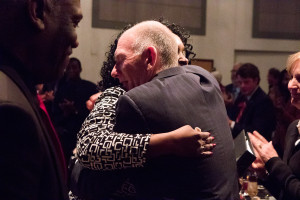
[114,33,135,58]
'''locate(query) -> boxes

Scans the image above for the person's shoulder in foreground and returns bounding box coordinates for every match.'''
[0,0,82,199]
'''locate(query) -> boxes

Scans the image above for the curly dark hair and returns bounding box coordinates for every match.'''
[158,18,196,61]
[97,20,196,91]
[98,24,133,91]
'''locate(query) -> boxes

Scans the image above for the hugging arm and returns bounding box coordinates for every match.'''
[76,86,151,170]
[76,86,214,170]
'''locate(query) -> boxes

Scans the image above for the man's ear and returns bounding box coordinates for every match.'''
[27,0,45,30]
[144,46,157,71]
[254,77,259,85]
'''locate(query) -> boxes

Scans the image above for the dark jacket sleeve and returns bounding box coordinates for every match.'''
[263,119,300,200]
[264,157,300,200]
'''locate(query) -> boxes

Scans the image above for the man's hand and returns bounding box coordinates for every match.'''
[148,125,215,159]
[86,92,102,111]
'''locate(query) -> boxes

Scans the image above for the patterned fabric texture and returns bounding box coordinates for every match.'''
[76,86,151,170]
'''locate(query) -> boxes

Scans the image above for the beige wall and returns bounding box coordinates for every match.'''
[73,0,300,92]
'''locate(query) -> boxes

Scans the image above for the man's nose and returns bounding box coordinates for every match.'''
[178,53,189,66]
[72,34,79,48]
[111,65,118,78]
[178,56,188,66]
[73,39,79,48]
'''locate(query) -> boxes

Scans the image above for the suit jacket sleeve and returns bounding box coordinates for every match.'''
[264,157,300,200]
[263,120,300,200]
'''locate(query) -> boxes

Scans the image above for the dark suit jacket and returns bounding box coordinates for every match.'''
[225,83,239,119]
[114,65,239,200]
[263,120,300,200]
[231,87,276,140]
[0,59,68,200]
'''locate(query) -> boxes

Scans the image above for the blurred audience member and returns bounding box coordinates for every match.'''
[35,84,55,119]
[267,67,281,91]
[225,63,242,119]
[53,57,98,162]
[267,68,281,106]
[211,69,226,94]
[228,63,276,140]
[249,51,300,200]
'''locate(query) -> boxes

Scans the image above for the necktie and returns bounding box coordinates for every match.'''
[236,101,246,123]
[37,94,67,182]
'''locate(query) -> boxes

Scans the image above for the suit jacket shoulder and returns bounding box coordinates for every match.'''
[115,66,223,133]
[114,65,239,199]
[232,87,276,140]
[0,65,68,200]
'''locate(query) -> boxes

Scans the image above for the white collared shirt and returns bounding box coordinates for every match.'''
[295,120,300,146]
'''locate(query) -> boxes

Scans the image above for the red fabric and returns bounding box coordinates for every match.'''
[236,101,246,123]
[37,94,67,182]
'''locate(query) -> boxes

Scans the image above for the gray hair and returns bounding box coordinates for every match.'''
[131,21,178,70]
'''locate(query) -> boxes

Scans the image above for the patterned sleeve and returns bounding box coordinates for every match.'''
[76,86,151,170]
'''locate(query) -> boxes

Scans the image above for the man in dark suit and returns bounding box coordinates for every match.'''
[0,0,82,199]
[228,63,276,140]
[111,20,239,199]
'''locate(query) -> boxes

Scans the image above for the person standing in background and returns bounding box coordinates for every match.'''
[228,63,276,140]
[53,57,98,162]
[225,63,242,119]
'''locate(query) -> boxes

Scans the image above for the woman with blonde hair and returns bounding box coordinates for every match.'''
[249,51,300,200]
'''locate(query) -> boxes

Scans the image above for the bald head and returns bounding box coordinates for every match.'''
[0,0,58,49]
[111,21,179,90]
[121,20,178,70]
[0,0,82,83]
